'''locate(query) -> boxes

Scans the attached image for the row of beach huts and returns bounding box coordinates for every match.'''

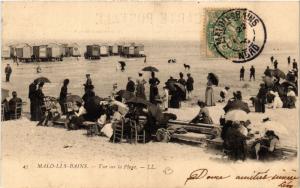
[2,42,145,62]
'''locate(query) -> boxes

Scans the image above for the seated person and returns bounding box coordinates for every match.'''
[269,91,283,109]
[219,86,230,103]
[285,86,297,108]
[251,130,280,161]
[8,91,22,119]
[190,100,213,124]
[222,121,247,161]
[67,101,87,130]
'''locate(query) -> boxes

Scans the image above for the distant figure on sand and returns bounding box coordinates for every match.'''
[287,56,291,66]
[144,56,147,63]
[240,66,245,81]
[149,71,160,103]
[274,60,278,69]
[119,61,126,72]
[270,56,274,64]
[5,64,12,82]
[85,74,92,88]
[186,73,194,99]
[250,65,255,81]
[190,100,213,124]
[59,79,70,115]
[178,72,186,100]
[205,74,215,106]
[36,65,42,73]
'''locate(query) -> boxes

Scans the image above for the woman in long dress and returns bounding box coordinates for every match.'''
[35,82,45,122]
[205,75,215,106]
[149,71,160,103]
[136,74,146,99]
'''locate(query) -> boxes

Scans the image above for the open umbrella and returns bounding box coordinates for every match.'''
[66,95,83,103]
[224,109,249,122]
[174,82,186,93]
[111,100,129,115]
[118,61,126,67]
[270,69,286,79]
[223,100,250,113]
[34,76,51,83]
[1,88,9,100]
[281,81,297,94]
[116,90,134,100]
[142,66,159,72]
[208,72,219,86]
[126,96,151,106]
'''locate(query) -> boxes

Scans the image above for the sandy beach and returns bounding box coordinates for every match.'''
[1,40,299,188]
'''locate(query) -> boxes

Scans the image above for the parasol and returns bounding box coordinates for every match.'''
[174,82,186,93]
[223,100,250,113]
[66,95,83,103]
[224,109,249,122]
[270,69,286,79]
[281,81,297,94]
[34,76,51,83]
[208,72,219,86]
[126,96,151,106]
[142,66,159,72]
[116,90,134,100]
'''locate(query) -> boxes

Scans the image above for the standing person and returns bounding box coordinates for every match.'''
[111,83,118,100]
[35,82,45,121]
[144,56,147,63]
[287,56,291,66]
[205,74,215,106]
[240,66,245,81]
[162,86,169,111]
[178,72,186,100]
[59,79,69,115]
[82,85,95,104]
[85,74,92,87]
[5,64,12,82]
[292,59,298,70]
[270,56,274,64]
[36,65,42,73]
[28,80,38,121]
[256,83,267,113]
[136,73,146,99]
[126,77,135,93]
[186,73,194,99]
[274,60,278,69]
[219,86,230,103]
[250,65,255,81]
[149,71,160,103]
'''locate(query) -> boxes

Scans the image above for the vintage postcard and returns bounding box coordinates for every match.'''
[1,1,299,188]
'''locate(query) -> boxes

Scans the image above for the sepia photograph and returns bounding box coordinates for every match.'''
[1,1,299,188]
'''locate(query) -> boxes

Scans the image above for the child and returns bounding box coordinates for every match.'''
[219,86,230,103]
[269,91,283,109]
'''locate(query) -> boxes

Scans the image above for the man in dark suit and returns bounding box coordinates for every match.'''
[126,77,135,93]
[9,91,22,119]
[28,80,38,120]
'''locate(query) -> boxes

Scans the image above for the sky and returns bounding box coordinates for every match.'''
[1,1,299,43]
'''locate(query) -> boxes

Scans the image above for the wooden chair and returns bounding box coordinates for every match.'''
[1,104,5,121]
[113,118,125,143]
[130,116,146,144]
[9,102,22,120]
[83,121,99,136]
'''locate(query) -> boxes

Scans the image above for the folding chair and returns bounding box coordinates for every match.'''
[113,117,125,143]
[130,119,146,144]
[9,102,22,120]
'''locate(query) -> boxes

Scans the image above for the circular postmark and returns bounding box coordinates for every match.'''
[212,8,267,63]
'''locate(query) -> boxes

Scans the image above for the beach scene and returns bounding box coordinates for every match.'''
[1,2,299,188]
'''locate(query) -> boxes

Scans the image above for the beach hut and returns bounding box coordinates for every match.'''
[134,44,145,57]
[2,46,11,59]
[15,43,33,62]
[68,43,81,57]
[85,44,100,59]
[60,43,68,57]
[100,44,109,56]
[33,44,48,61]
[122,43,135,57]
[9,44,16,58]
[47,43,63,61]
